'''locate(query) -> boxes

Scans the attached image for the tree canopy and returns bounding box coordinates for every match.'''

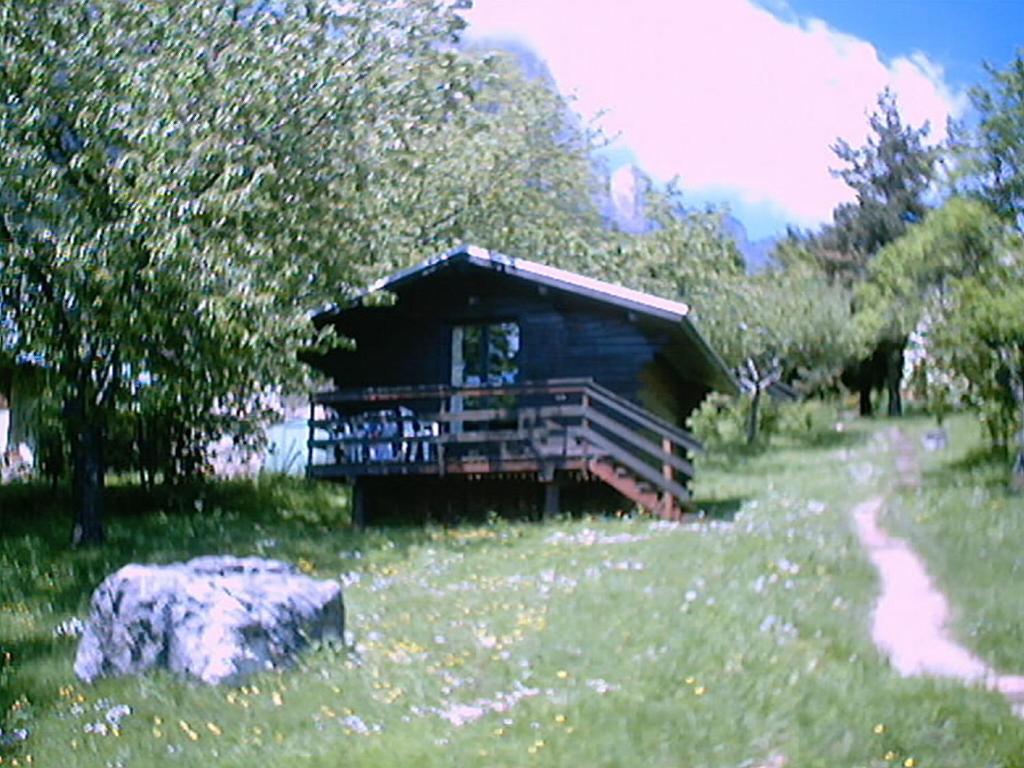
[956,51,1024,229]
[0,0,611,542]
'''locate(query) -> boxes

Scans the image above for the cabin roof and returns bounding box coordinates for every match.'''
[316,244,738,394]
[362,244,691,323]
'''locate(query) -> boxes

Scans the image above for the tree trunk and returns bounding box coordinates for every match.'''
[1012,449,1024,492]
[71,421,105,546]
[859,384,873,417]
[746,388,761,445]
[885,344,904,417]
[1012,365,1024,492]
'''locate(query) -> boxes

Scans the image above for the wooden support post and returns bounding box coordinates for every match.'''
[661,437,678,521]
[352,478,367,531]
[543,479,561,520]
[437,396,447,476]
[580,391,590,471]
[306,396,315,478]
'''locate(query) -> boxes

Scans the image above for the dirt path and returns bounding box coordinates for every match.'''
[851,429,1024,717]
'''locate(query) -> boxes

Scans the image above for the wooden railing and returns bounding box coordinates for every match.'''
[307,378,701,506]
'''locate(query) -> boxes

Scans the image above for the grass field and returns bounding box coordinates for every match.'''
[883,414,1024,674]
[2,417,1023,767]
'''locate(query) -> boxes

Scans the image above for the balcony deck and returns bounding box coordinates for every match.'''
[307,378,701,520]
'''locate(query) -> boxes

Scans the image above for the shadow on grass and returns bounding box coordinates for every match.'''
[0,476,517,721]
[690,496,745,521]
[697,426,871,469]
[920,445,1014,492]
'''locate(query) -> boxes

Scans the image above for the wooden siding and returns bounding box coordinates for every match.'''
[308,264,709,426]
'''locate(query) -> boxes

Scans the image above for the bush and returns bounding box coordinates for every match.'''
[688,393,777,452]
[688,393,841,453]
[774,399,840,444]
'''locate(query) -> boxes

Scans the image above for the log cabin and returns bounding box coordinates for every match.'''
[304,244,737,525]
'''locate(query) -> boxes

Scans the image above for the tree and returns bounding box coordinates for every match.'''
[955,51,1024,229]
[1,0,636,543]
[858,195,1024,488]
[858,197,1005,424]
[0,0,486,543]
[596,184,744,300]
[397,49,610,273]
[935,261,1024,488]
[857,198,1002,340]
[827,89,938,275]
[866,199,1024,487]
[817,90,938,416]
[690,268,858,444]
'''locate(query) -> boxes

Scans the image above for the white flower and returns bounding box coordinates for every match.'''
[585,678,618,695]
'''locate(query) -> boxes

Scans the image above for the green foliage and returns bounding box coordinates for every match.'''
[931,255,1024,454]
[596,184,744,299]
[0,0,615,537]
[955,51,1024,227]
[688,393,771,452]
[864,197,1024,468]
[857,197,1004,344]
[688,393,843,454]
[691,267,859,388]
[774,399,843,444]
[821,89,938,283]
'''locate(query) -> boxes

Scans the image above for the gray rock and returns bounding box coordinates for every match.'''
[74,556,344,685]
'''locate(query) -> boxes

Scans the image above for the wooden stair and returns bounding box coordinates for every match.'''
[573,382,695,521]
[587,457,671,517]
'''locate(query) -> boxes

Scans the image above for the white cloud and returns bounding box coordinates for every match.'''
[463,0,965,231]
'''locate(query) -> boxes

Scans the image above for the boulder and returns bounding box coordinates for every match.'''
[74,556,344,685]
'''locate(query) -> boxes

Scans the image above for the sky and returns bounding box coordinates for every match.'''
[462,0,1024,240]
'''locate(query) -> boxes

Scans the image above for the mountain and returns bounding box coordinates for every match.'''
[721,214,779,272]
[605,164,652,234]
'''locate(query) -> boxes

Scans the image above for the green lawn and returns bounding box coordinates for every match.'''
[2,420,1023,767]
[883,414,1024,673]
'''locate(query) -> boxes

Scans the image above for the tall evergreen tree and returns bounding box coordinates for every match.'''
[816,90,938,415]
[955,51,1024,229]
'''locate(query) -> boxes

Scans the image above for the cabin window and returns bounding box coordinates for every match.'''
[452,322,520,386]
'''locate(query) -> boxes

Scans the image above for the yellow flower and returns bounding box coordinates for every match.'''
[884,751,898,761]
[272,691,284,707]
[556,670,569,679]
[554,714,567,724]
[903,760,916,768]
[874,723,886,734]
[178,719,197,740]
[206,722,222,736]
[694,686,707,696]
[684,676,696,685]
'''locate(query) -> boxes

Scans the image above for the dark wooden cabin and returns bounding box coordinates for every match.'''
[304,245,737,524]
